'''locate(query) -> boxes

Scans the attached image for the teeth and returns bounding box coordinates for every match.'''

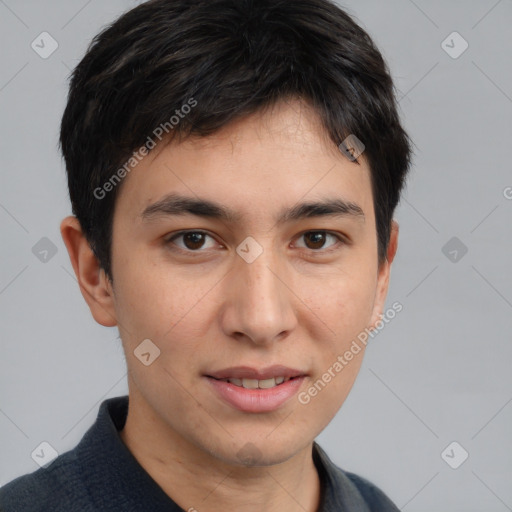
[243,378,259,389]
[219,376,292,389]
[258,378,276,389]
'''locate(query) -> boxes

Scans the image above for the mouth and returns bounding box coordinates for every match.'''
[208,375,300,389]
[204,365,308,413]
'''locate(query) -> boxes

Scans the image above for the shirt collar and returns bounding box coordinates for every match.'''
[75,395,384,511]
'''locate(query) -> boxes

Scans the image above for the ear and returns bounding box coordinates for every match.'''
[60,216,117,327]
[369,220,399,329]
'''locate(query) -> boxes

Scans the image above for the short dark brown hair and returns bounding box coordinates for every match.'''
[60,0,413,278]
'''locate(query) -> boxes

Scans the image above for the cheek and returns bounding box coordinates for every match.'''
[112,256,219,364]
[336,282,376,339]
[113,271,165,336]
[296,350,364,437]
[301,265,377,340]
[295,276,374,431]
[111,257,179,345]
[293,265,376,412]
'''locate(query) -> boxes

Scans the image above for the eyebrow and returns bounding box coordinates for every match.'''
[141,193,365,224]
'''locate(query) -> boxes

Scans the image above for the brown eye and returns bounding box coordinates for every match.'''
[167,231,217,252]
[182,232,206,250]
[305,232,326,249]
[296,231,342,251]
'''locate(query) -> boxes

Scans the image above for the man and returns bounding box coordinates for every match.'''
[0,0,411,510]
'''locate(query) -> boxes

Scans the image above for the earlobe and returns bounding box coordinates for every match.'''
[60,216,118,327]
[368,220,399,329]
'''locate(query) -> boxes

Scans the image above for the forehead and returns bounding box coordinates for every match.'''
[113,99,374,225]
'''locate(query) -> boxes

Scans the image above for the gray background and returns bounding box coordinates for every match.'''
[1,1,511,510]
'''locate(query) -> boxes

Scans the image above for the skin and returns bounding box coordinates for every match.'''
[61,98,398,512]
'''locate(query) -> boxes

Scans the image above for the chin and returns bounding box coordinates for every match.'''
[207,436,307,468]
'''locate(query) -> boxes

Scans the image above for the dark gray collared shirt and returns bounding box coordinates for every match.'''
[0,396,400,511]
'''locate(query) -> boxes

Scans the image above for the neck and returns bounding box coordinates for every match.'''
[119,392,322,512]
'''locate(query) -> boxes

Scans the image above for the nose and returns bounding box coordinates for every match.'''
[219,241,298,346]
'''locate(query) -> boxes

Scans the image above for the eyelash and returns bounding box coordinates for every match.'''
[165,230,346,255]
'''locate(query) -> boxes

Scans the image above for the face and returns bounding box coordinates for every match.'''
[97,99,394,466]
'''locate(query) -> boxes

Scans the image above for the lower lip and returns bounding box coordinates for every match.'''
[205,376,306,413]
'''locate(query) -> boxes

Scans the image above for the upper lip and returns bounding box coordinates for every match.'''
[206,365,307,380]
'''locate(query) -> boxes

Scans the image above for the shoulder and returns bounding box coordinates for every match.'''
[0,396,129,512]
[313,442,400,511]
[342,470,400,511]
[0,450,90,512]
